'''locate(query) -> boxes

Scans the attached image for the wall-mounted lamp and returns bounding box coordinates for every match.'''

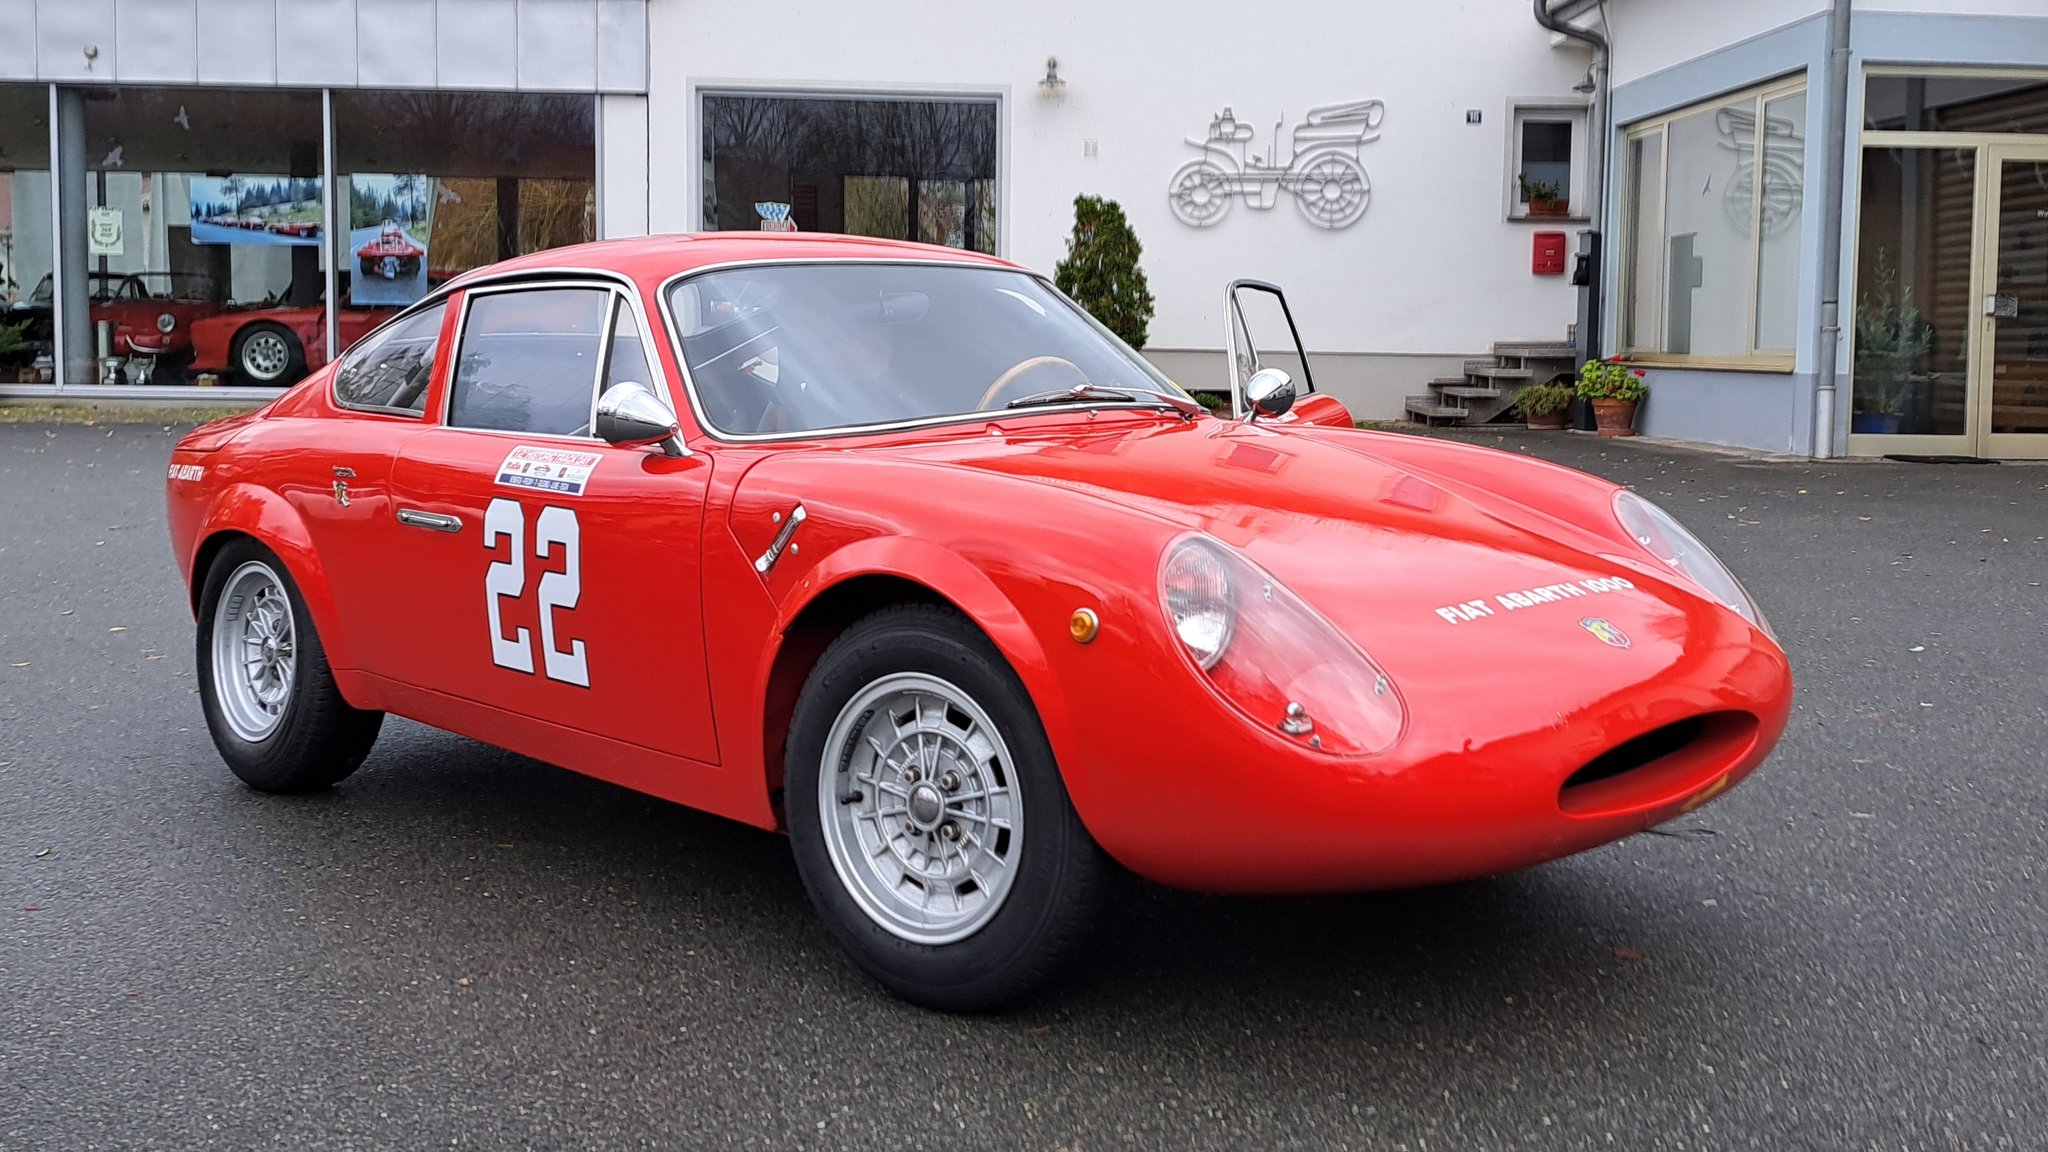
[1572,67,1597,94]
[1038,56,1066,98]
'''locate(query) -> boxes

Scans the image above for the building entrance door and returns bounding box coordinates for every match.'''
[1979,145,2048,459]
[1850,141,2048,458]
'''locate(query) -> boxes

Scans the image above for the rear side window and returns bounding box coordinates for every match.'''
[448,287,610,436]
[333,303,446,415]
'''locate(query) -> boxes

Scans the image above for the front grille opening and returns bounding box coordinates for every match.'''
[1558,711,1759,817]
[1564,717,1706,791]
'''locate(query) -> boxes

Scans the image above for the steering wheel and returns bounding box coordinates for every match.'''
[976,355,1088,411]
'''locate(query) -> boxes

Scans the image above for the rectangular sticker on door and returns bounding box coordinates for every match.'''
[495,446,602,497]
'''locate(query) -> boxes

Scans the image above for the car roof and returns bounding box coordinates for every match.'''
[450,232,1024,292]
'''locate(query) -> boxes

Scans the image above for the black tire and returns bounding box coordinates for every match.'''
[785,603,1112,1011]
[195,538,382,793]
[230,322,306,386]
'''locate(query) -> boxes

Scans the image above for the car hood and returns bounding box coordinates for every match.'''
[876,416,1751,696]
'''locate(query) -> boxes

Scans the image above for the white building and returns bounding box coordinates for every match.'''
[2,0,2045,458]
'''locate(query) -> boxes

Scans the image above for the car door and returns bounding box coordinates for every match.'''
[381,280,720,764]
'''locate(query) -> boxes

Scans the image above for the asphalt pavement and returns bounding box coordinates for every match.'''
[2,420,2043,1150]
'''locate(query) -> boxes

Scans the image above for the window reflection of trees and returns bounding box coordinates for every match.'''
[705,96,998,251]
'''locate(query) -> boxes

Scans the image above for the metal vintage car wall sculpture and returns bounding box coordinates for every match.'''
[1167,100,1382,229]
[166,233,1792,1010]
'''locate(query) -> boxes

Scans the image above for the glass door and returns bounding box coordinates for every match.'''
[1981,145,2048,459]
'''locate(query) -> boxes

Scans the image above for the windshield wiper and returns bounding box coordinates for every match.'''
[1004,383,1205,419]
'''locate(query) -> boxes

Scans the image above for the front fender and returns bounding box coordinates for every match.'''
[189,482,357,671]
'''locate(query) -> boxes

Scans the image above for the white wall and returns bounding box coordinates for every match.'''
[648,0,1592,361]
[1606,0,1827,88]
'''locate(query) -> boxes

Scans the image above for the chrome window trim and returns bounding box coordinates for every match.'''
[331,263,679,424]
[442,277,671,441]
[652,256,1185,445]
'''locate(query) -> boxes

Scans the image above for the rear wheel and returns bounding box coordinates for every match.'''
[231,322,305,386]
[196,539,382,792]
[785,604,1111,1011]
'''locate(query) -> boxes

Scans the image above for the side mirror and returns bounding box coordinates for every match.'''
[597,381,686,457]
[1244,367,1296,421]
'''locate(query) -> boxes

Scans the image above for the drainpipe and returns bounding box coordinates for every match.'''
[1534,0,1609,367]
[1810,0,1853,458]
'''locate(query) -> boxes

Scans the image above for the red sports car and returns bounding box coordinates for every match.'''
[357,219,424,280]
[188,294,398,386]
[8,271,225,361]
[164,234,1791,1009]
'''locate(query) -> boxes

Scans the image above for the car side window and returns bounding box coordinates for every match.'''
[601,299,657,396]
[448,287,610,436]
[333,301,446,415]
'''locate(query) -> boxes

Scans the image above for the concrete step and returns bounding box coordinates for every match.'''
[1405,396,1469,419]
[1492,341,1577,359]
[1440,385,1503,399]
[1464,364,1535,380]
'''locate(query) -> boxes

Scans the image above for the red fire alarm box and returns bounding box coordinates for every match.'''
[1533,231,1567,276]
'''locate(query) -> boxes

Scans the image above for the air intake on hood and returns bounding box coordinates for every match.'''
[1557,712,1759,817]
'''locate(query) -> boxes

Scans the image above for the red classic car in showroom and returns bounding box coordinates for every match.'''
[188,288,398,386]
[163,234,1791,1010]
[5,271,225,363]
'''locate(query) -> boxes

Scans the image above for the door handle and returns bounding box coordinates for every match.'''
[396,508,462,533]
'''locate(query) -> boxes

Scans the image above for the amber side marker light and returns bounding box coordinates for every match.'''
[1069,608,1100,644]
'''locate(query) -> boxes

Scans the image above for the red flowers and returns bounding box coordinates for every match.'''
[1631,369,1646,377]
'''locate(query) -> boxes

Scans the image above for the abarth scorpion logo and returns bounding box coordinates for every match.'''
[1579,618,1631,649]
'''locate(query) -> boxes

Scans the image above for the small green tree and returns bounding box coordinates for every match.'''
[1053,195,1156,349]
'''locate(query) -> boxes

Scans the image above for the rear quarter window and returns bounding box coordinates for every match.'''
[333,302,446,415]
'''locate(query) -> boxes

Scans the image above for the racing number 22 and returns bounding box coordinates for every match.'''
[483,496,589,687]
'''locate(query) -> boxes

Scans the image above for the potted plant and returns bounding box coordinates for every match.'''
[0,319,30,381]
[1575,356,1648,436]
[1518,174,1568,218]
[1512,380,1574,429]
[1851,251,1933,436]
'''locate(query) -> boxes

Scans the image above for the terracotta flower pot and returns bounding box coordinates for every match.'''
[1591,398,1639,437]
[1524,410,1567,430]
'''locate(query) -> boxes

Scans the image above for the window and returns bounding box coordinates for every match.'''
[601,300,656,395]
[702,93,999,252]
[670,263,1180,437]
[449,287,609,435]
[1865,72,2048,133]
[333,302,445,414]
[1620,80,1807,364]
[1510,105,1585,218]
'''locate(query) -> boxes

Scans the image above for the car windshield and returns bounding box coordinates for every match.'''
[667,263,1185,436]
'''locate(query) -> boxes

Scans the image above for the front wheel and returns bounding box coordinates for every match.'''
[785,604,1112,1011]
[196,539,382,792]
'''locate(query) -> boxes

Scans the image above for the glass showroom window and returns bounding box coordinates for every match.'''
[702,93,999,253]
[1620,80,1807,364]
[331,91,596,380]
[38,88,323,388]
[0,86,54,384]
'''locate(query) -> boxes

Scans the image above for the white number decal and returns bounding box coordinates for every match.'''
[483,497,534,674]
[534,505,589,687]
[484,496,587,686]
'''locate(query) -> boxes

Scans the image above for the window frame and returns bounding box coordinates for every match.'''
[1505,100,1589,222]
[441,277,669,441]
[1618,76,1807,370]
[330,299,452,418]
[692,84,1007,255]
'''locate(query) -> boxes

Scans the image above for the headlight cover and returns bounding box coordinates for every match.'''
[1158,535,1404,756]
[156,313,177,333]
[1613,490,1771,636]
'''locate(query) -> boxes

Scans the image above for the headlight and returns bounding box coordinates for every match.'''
[156,313,176,333]
[1613,490,1771,635]
[1160,540,1234,668]
[1157,535,1404,756]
